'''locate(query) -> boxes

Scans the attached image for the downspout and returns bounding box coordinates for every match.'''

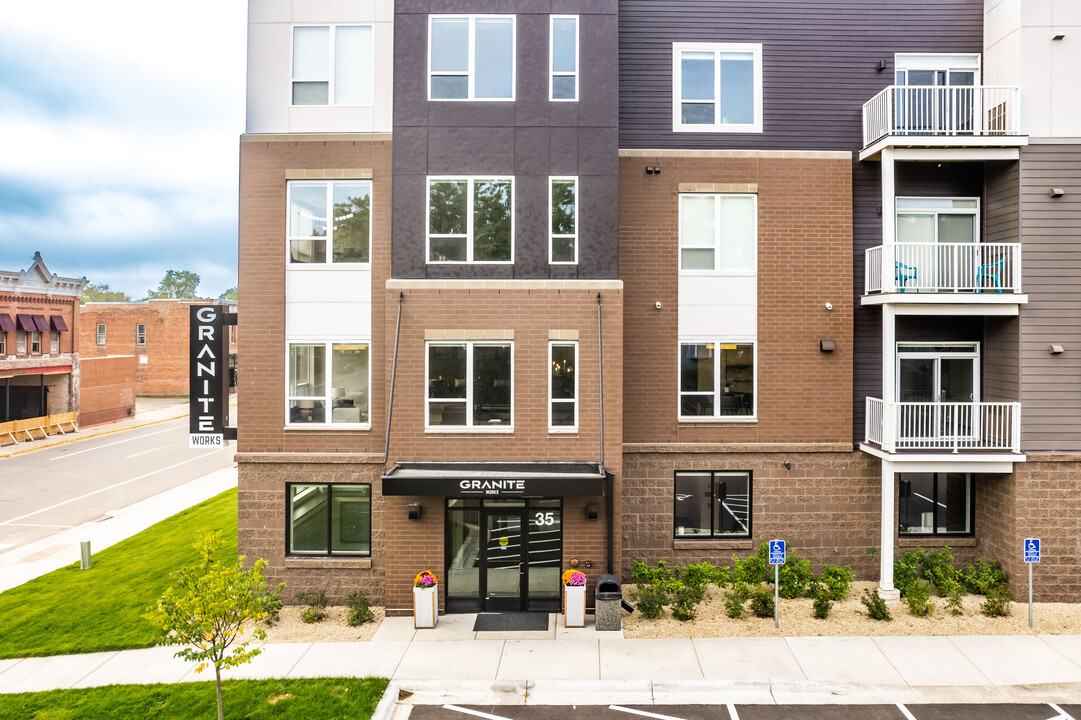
[598,293,613,575]
[383,292,403,469]
[597,293,605,470]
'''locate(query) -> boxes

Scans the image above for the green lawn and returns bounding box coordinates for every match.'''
[0,488,238,659]
[0,677,388,720]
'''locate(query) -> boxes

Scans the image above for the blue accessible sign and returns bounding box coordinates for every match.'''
[1024,538,1040,563]
[769,539,786,565]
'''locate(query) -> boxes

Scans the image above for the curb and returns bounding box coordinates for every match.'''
[0,413,189,459]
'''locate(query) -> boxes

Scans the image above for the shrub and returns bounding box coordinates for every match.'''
[670,583,703,622]
[777,554,815,599]
[633,584,668,619]
[921,547,960,595]
[981,584,1013,617]
[961,558,1007,595]
[632,560,671,587]
[724,586,747,619]
[860,588,892,621]
[820,564,853,601]
[750,585,775,619]
[295,591,327,623]
[260,583,284,626]
[946,585,966,616]
[905,579,934,618]
[345,590,373,626]
[682,562,725,589]
[812,585,832,620]
[734,553,769,585]
[893,548,924,597]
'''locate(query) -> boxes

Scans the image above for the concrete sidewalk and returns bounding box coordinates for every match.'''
[2,616,1081,706]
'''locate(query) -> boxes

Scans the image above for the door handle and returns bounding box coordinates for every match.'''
[518,562,525,576]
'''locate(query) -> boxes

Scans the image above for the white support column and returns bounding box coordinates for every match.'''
[878,459,900,600]
[882,304,896,452]
[880,147,896,292]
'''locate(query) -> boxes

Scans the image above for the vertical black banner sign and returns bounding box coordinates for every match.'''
[189,305,226,448]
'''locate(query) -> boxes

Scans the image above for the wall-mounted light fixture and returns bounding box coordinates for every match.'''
[585,503,600,520]
[824,302,833,311]
[783,460,792,470]
[820,339,836,353]
[1050,188,1065,198]
[407,504,422,520]
[645,165,662,175]
[876,59,888,72]
[1049,344,1065,355]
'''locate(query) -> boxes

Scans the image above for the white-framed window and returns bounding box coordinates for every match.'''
[0,333,5,355]
[50,331,59,354]
[287,341,370,427]
[15,332,25,354]
[896,197,979,244]
[427,341,513,430]
[550,15,578,101]
[30,331,41,354]
[679,193,757,272]
[427,177,513,263]
[96,323,106,345]
[288,180,372,265]
[895,53,980,86]
[548,341,578,432]
[292,25,374,106]
[549,177,577,264]
[673,42,762,133]
[136,323,146,345]
[679,340,756,419]
[429,15,515,101]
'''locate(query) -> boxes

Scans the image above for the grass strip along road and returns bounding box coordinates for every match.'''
[0,677,388,720]
[0,489,237,658]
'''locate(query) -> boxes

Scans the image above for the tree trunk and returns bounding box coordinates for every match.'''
[215,666,223,720]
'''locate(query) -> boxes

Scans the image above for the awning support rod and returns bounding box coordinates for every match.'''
[384,292,403,469]
[597,293,605,470]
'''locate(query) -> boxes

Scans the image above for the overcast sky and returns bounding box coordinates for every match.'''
[0,1,247,299]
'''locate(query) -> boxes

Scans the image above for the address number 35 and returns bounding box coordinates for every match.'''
[533,512,556,527]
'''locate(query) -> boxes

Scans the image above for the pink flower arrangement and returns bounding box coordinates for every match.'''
[562,570,586,587]
[414,571,437,588]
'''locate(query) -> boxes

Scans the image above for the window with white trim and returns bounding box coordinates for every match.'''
[429,15,515,100]
[288,180,372,264]
[287,341,370,426]
[292,25,374,106]
[287,483,371,556]
[550,15,578,101]
[136,324,146,345]
[428,177,513,263]
[549,341,577,431]
[0,333,5,355]
[17,331,26,354]
[50,331,59,354]
[680,341,755,418]
[673,42,762,133]
[30,331,40,354]
[427,341,512,429]
[550,177,577,264]
[679,193,756,271]
[96,323,106,345]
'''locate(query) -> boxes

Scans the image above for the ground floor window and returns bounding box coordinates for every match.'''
[674,470,751,538]
[287,483,371,556]
[899,472,973,536]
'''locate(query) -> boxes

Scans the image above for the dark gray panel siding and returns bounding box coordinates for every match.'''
[393,2,619,279]
[981,162,1021,406]
[1018,143,1081,451]
[618,0,983,150]
[984,316,1019,404]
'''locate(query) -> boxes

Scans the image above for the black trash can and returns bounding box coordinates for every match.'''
[595,573,622,631]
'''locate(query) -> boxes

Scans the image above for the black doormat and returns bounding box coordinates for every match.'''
[473,612,550,632]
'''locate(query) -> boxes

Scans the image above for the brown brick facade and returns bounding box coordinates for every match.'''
[79,355,136,426]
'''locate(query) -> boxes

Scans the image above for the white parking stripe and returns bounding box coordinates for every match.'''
[727,703,740,720]
[441,705,511,720]
[1050,703,1076,720]
[896,704,918,720]
[609,706,686,720]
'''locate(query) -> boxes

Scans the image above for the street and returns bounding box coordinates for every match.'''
[0,417,235,553]
[411,704,1081,720]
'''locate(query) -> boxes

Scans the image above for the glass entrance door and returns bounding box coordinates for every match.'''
[897,344,978,442]
[484,509,524,611]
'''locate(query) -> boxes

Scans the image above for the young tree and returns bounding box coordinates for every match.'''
[145,532,283,720]
[80,282,132,304]
[147,269,201,299]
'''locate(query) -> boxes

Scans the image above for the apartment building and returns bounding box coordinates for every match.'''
[238,0,1081,609]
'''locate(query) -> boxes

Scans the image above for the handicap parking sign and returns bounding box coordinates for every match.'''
[1024,538,1040,563]
[768,539,786,565]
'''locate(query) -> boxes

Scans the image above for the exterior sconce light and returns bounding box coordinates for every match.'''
[1049,345,1065,355]
[645,165,661,174]
[1050,188,1065,198]
[585,503,600,520]
[876,59,888,71]
[783,460,792,470]
[407,504,422,520]
[820,339,836,352]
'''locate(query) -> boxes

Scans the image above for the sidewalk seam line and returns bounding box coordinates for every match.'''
[870,636,914,691]
[945,636,997,688]
[282,642,314,679]
[689,637,706,681]
[70,651,121,689]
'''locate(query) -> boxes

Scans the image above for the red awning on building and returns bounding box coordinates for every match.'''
[16,314,35,331]
[49,315,69,332]
[0,365,72,379]
[32,315,50,332]
[0,314,14,332]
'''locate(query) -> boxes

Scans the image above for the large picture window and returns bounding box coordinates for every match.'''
[679,193,756,271]
[429,15,515,100]
[549,341,577,431]
[287,483,371,556]
[287,341,370,426]
[288,181,372,265]
[427,341,512,429]
[292,25,374,106]
[550,177,577,264]
[428,177,513,263]
[899,473,973,536]
[680,341,755,418]
[673,42,762,133]
[674,471,751,538]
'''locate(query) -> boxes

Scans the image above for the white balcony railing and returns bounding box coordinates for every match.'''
[865,242,1022,295]
[863,85,1021,147]
[865,397,1021,454]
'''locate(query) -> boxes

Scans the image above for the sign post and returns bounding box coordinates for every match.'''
[769,539,786,629]
[1024,538,1040,629]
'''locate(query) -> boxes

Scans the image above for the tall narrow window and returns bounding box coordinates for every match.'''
[17,331,26,354]
[550,16,578,101]
[680,341,755,418]
[288,180,372,264]
[30,331,41,354]
[550,177,577,264]
[427,341,512,429]
[96,324,106,345]
[429,16,515,100]
[673,43,762,133]
[292,25,374,106]
[136,324,146,345]
[679,194,756,271]
[549,341,577,431]
[50,331,59,353]
[428,177,513,263]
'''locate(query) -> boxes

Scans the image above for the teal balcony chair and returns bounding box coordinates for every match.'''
[895,261,917,292]
[975,256,1005,293]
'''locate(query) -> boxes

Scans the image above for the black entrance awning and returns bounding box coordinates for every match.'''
[381,461,606,498]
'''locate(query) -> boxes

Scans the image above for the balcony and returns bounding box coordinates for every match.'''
[862,85,1024,159]
[864,242,1025,306]
[864,397,1021,459]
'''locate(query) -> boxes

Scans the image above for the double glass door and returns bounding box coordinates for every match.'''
[897,344,978,442]
[896,58,978,134]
